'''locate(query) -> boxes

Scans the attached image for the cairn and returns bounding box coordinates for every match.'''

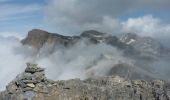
[5,63,55,100]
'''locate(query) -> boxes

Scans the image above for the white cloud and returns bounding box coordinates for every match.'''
[0,32,24,40]
[121,15,170,45]
[81,16,122,34]
[0,33,132,90]
[0,35,36,90]
[44,0,170,34]
[122,15,161,36]
[37,41,132,80]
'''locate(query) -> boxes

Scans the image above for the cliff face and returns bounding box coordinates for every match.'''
[21,29,80,49]
[0,63,170,100]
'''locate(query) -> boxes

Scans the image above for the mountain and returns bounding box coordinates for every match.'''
[1,63,170,100]
[119,33,166,57]
[21,29,131,50]
[20,29,170,80]
[21,29,80,49]
[22,29,168,57]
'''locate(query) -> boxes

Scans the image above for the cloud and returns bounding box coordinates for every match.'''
[121,15,170,46]
[0,32,25,40]
[36,40,132,80]
[44,0,170,34]
[0,34,36,90]
[44,0,170,46]
[0,33,132,90]
[44,0,134,33]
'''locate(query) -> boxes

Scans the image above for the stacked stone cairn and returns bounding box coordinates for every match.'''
[4,63,56,100]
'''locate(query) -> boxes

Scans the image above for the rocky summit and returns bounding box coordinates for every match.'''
[21,29,80,49]
[0,63,170,100]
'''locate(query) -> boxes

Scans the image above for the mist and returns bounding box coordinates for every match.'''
[1,28,170,92]
[0,34,132,90]
[0,35,31,90]
[36,40,132,80]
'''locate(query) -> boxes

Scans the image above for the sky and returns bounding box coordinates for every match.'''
[0,0,47,37]
[0,0,170,38]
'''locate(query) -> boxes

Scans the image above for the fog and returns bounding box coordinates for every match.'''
[0,35,132,90]
[36,40,132,80]
[0,35,30,90]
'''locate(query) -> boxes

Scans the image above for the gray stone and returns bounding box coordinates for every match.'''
[1,63,170,100]
[25,63,44,73]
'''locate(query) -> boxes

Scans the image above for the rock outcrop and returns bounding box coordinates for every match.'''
[119,33,166,57]
[21,29,80,49]
[0,63,170,100]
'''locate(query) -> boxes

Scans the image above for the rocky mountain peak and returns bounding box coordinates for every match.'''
[21,29,80,49]
[21,29,50,49]
[81,30,111,43]
[81,30,108,37]
[119,33,138,44]
[119,33,164,57]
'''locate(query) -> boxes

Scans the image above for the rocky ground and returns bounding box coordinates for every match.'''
[0,63,170,100]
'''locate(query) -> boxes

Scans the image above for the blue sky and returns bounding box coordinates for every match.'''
[0,0,48,36]
[0,0,170,37]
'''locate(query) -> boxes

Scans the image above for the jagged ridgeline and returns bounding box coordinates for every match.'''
[0,63,170,100]
[21,29,170,80]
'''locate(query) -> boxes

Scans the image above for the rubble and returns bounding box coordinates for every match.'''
[0,63,170,100]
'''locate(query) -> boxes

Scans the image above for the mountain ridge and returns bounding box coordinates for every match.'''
[20,29,170,81]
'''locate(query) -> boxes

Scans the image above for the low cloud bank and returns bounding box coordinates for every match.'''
[0,34,132,90]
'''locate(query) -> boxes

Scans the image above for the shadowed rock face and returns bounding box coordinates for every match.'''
[21,29,51,49]
[0,63,170,100]
[21,29,80,49]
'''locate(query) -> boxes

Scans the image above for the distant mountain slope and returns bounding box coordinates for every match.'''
[20,29,170,80]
